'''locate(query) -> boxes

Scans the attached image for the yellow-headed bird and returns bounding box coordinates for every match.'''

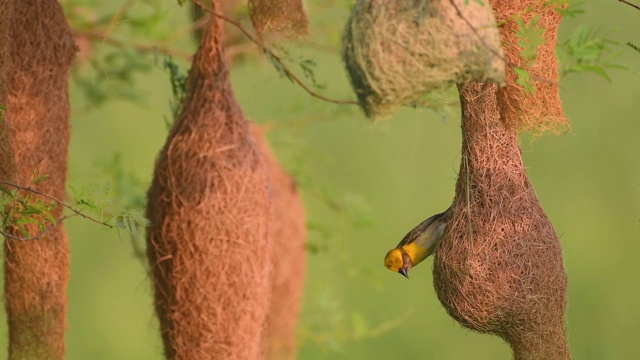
[384,206,453,278]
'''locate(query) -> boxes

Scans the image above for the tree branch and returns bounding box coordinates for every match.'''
[619,0,640,11]
[191,0,359,105]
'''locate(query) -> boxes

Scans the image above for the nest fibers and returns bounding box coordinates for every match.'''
[250,124,307,360]
[146,4,272,359]
[492,0,567,134]
[433,83,569,360]
[343,0,505,120]
[248,0,308,39]
[0,0,76,359]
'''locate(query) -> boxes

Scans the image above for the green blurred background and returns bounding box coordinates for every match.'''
[1,0,640,359]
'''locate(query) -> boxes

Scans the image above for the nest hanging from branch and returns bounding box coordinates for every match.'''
[340,0,572,357]
[342,0,505,120]
[431,2,570,358]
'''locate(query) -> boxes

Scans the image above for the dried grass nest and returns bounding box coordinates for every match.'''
[343,0,505,120]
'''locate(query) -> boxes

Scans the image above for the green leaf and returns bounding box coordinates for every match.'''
[515,15,545,64]
[559,25,625,81]
[265,50,289,81]
[0,186,15,197]
[33,173,49,185]
[514,67,535,93]
[627,42,640,55]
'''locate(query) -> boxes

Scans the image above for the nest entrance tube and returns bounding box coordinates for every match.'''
[433,83,570,360]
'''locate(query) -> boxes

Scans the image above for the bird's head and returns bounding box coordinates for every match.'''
[384,248,412,279]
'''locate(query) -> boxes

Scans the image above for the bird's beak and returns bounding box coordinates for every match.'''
[399,268,409,279]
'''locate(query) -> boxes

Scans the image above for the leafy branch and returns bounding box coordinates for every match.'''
[0,178,148,243]
[1,180,114,229]
[558,25,626,82]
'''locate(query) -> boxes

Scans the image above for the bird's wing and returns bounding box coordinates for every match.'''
[395,206,452,248]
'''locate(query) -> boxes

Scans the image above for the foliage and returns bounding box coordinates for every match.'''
[558,25,627,82]
[0,167,148,244]
[73,49,153,108]
[63,0,190,110]
[161,55,188,129]
[513,15,545,93]
[511,0,626,89]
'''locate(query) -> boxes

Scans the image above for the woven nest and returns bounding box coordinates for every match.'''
[146,5,272,359]
[342,0,505,120]
[491,0,567,134]
[250,124,307,360]
[0,0,76,359]
[433,83,569,360]
[248,0,308,39]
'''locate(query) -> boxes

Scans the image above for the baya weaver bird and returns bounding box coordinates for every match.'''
[384,206,453,278]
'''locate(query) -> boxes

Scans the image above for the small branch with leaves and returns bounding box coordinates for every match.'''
[0,179,148,243]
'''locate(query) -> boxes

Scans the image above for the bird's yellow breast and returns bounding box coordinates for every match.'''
[402,241,430,267]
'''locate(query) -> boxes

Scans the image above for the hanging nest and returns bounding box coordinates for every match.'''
[433,83,569,360]
[248,0,308,40]
[250,124,307,360]
[0,0,76,359]
[0,0,11,89]
[146,3,272,359]
[492,1,567,134]
[342,0,505,120]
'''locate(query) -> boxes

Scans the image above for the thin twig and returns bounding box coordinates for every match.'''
[191,0,359,105]
[619,0,640,11]
[0,214,78,241]
[0,180,114,228]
